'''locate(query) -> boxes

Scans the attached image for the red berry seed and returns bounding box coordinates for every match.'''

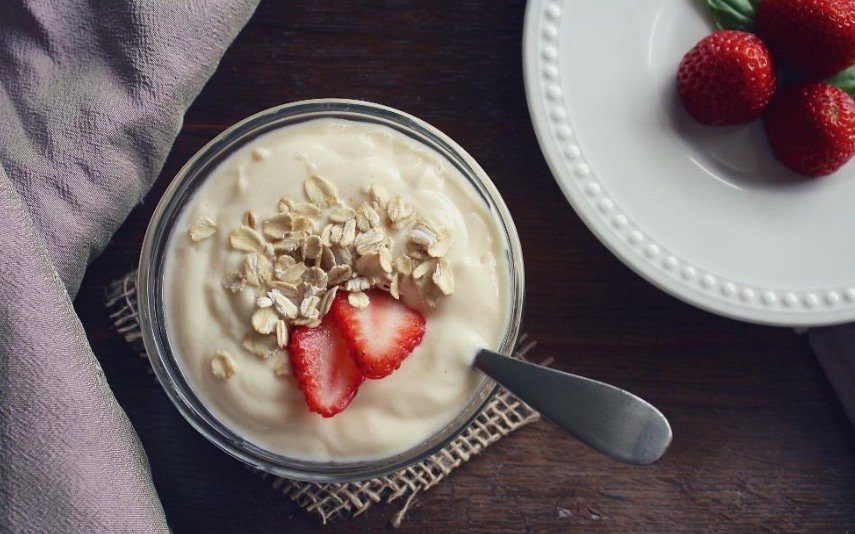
[678,30,777,125]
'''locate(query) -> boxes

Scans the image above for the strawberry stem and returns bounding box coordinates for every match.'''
[702,0,760,32]
[828,65,855,98]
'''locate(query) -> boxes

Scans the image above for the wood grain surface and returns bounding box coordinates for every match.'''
[74,1,855,531]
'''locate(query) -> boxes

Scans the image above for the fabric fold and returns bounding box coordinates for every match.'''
[0,1,258,531]
[809,326,855,427]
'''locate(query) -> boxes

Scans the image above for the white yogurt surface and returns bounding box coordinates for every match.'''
[164,118,510,462]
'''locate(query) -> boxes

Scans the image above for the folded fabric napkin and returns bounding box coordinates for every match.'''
[0,1,257,531]
[809,327,855,426]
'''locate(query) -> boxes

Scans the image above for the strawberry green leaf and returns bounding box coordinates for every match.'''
[828,65,855,98]
[702,0,760,31]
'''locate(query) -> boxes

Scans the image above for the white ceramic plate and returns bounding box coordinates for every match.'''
[523,0,855,326]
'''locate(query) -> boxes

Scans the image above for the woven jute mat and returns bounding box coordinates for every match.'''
[105,272,540,525]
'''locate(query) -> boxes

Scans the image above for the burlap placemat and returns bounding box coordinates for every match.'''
[105,272,540,525]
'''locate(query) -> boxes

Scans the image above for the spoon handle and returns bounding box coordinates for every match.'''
[474,349,672,465]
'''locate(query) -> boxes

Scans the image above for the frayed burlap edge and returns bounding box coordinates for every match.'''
[106,271,540,526]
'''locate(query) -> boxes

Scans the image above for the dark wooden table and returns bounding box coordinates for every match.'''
[74,1,855,531]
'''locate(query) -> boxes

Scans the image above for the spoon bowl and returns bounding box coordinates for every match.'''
[474,349,672,465]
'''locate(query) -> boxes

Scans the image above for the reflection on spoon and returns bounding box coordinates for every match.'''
[474,349,672,465]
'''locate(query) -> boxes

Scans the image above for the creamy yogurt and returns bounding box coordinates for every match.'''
[164,118,510,462]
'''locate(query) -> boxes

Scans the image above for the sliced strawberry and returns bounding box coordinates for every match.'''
[288,315,363,417]
[330,290,426,379]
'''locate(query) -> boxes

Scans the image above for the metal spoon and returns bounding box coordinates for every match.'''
[474,349,672,465]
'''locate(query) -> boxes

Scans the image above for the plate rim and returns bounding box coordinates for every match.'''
[522,0,855,327]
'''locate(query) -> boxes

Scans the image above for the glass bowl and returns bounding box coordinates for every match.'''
[137,99,525,482]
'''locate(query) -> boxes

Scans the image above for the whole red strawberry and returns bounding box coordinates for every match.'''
[764,82,855,176]
[756,0,855,80]
[678,30,777,125]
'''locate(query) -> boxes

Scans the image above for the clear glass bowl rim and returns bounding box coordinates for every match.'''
[137,99,525,483]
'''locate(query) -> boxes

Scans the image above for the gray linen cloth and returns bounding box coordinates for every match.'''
[0,1,257,531]
[810,328,855,426]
